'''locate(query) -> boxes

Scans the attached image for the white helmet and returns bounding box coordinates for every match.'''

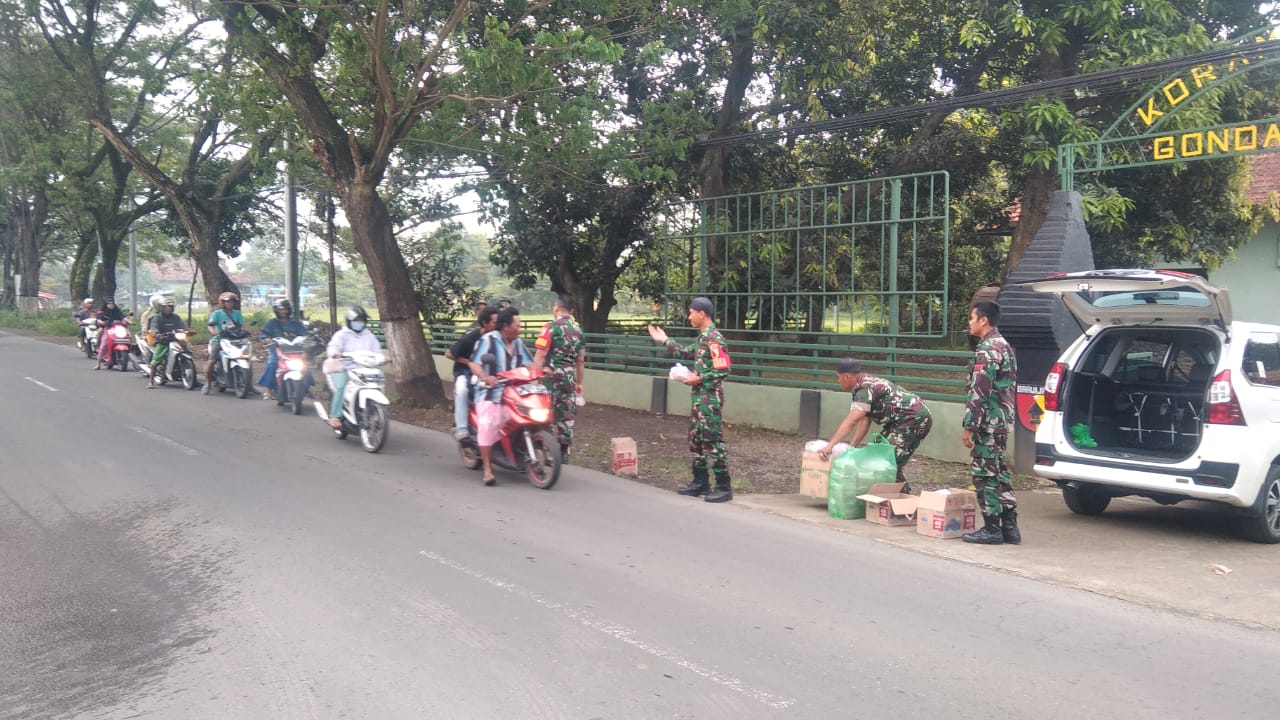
[149,294,165,310]
[82,298,95,306]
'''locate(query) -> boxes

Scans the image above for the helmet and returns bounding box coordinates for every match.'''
[272,298,293,314]
[103,297,116,305]
[344,305,368,329]
[82,298,95,306]
[218,291,237,303]
[160,295,175,309]
[149,294,165,310]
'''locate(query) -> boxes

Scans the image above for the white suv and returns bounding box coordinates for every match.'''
[1021,269,1280,543]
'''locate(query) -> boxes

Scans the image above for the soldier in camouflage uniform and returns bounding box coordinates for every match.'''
[818,357,933,492]
[530,294,586,463]
[647,297,733,503]
[961,300,1020,545]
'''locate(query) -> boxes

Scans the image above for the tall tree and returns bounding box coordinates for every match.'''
[218,0,620,405]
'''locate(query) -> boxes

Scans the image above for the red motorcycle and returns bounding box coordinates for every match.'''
[457,363,561,489]
[102,318,136,372]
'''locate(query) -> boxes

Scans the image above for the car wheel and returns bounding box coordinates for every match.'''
[1062,481,1111,516]
[1242,466,1280,544]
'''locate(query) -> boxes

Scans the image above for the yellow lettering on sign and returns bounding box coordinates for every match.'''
[1207,129,1230,154]
[1137,97,1164,127]
[1181,133,1203,157]
[1228,57,1251,72]
[1236,125,1258,151]
[1266,124,1280,148]
[1163,79,1190,106]
[1191,65,1217,88]
[1153,136,1175,160]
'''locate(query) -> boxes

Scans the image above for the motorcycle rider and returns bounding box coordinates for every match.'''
[203,291,252,395]
[93,298,127,370]
[146,296,190,389]
[258,298,311,400]
[74,298,95,322]
[444,306,498,439]
[139,293,165,337]
[324,305,382,429]
[466,306,533,486]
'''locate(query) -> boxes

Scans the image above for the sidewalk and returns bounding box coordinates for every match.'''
[736,489,1280,630]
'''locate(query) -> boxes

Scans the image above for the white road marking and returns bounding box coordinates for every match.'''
[419,550,795,709]
[24,377,59,392]
[128,425,201,456]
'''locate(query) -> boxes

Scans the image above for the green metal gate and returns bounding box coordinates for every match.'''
[657,172,951,338]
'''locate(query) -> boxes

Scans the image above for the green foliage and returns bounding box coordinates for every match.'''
[0,309,77,336]
[402,222,486,325]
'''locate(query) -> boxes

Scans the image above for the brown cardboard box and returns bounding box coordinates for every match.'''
[610,437,638,476]
[856,483,918,526]
[915,488,979,539]
[799,450,832,500]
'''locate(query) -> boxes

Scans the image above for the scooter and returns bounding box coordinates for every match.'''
[270,335,319,415]
[313,350,390,453]
[209,328,254,398]
[457,360,561,489]
[147,330,199,390]
[102,318,136,372]
[77,318,100,358]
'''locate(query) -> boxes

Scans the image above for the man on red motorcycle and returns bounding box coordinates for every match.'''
[466,306,532,486]
[258,298,310,400]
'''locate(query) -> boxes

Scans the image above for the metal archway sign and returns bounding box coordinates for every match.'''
[1059,26,1280,190]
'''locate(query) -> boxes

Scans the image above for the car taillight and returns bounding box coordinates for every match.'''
[1043,362,1067,412]
[1207,369,1246,425]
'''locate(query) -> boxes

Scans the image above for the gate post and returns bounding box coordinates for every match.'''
[997,191,1095,473]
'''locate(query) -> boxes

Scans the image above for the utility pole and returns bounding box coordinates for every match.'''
[324,192,337,327]
[128,199,137,314]
[284,131,300,311]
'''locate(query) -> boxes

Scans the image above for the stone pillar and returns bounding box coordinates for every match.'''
[997,191,1095,473]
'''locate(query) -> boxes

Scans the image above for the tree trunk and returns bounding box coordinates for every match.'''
[12,191,47,317]
[193,228,238,304]
[98,228,121,302]
[1002,163,1057,283]
[337,181,444,407]
[70,235,97,304]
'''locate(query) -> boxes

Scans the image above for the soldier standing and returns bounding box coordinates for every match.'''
[646,297,733,503]
[529,294,586,463]
[961,300,1020,545]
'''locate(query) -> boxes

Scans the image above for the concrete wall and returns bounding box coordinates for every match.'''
[438,354,998,465]
[1208,221,1280,325]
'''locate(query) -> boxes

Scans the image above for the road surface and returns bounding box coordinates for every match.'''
[1,329,1275,719]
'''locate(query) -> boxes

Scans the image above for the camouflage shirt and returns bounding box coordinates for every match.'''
[963,329,1017,434]
[665,324,731,391]
[535,315,584,371]
[851,375,930,429]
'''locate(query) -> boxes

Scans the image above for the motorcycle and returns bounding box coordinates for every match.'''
[77,318,100,358]
[102,318,136,372]
[457,359,561,489]
[313,350,390,453]
[269,334,319,415]
[209,327,254,398]
[146,330,199,390]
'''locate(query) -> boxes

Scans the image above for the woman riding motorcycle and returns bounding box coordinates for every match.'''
[258,298,311,400]
[324,305,381,428]
[93,298,127,370]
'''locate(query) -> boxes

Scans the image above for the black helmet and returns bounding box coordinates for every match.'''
[272,298,293,314]
[344,305,368,329]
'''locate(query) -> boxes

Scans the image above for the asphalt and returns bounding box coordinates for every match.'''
[737,491,1280,630]
[2,327,1279,719]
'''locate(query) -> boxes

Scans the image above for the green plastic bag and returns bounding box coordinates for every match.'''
[827,434,899,519]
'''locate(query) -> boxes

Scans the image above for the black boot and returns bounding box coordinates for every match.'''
[1001,509,1021,545]
[962,515,1005,544]
[704,471,733,503]
[677,465,710,496]
[560,443,571,465]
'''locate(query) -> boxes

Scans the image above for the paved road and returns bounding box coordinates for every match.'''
[2,329,1277,719]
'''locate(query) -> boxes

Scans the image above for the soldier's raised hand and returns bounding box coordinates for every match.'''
[647,324,668,344]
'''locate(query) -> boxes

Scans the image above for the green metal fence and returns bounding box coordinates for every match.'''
[409,322,970,403]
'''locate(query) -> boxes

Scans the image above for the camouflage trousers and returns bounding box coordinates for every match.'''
[689,390,727,474]
[970,431,1016,517]
[883,412,933,483]
[546,369,578,448]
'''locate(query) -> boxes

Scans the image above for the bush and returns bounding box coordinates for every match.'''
[0,310,78,336]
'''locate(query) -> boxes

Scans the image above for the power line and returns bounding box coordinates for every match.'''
[695,39,1280,148]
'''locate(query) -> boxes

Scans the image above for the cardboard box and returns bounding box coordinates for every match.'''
[856,483,918,527]
[610,437,638,475]
[799,450,832,500]
[915,488,979,539]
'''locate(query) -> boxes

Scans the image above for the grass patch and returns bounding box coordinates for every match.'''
[0,310,78,337]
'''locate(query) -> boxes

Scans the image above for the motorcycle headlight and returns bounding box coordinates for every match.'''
[286,358,305,371]
[112,326,128,338]
[528,408,550,423]
[174,331,187,341]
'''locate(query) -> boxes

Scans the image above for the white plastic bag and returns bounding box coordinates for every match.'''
[803,439,850,455]
[668,363,691,381]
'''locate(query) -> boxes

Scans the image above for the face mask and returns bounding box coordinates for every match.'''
[350,321,365,332]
